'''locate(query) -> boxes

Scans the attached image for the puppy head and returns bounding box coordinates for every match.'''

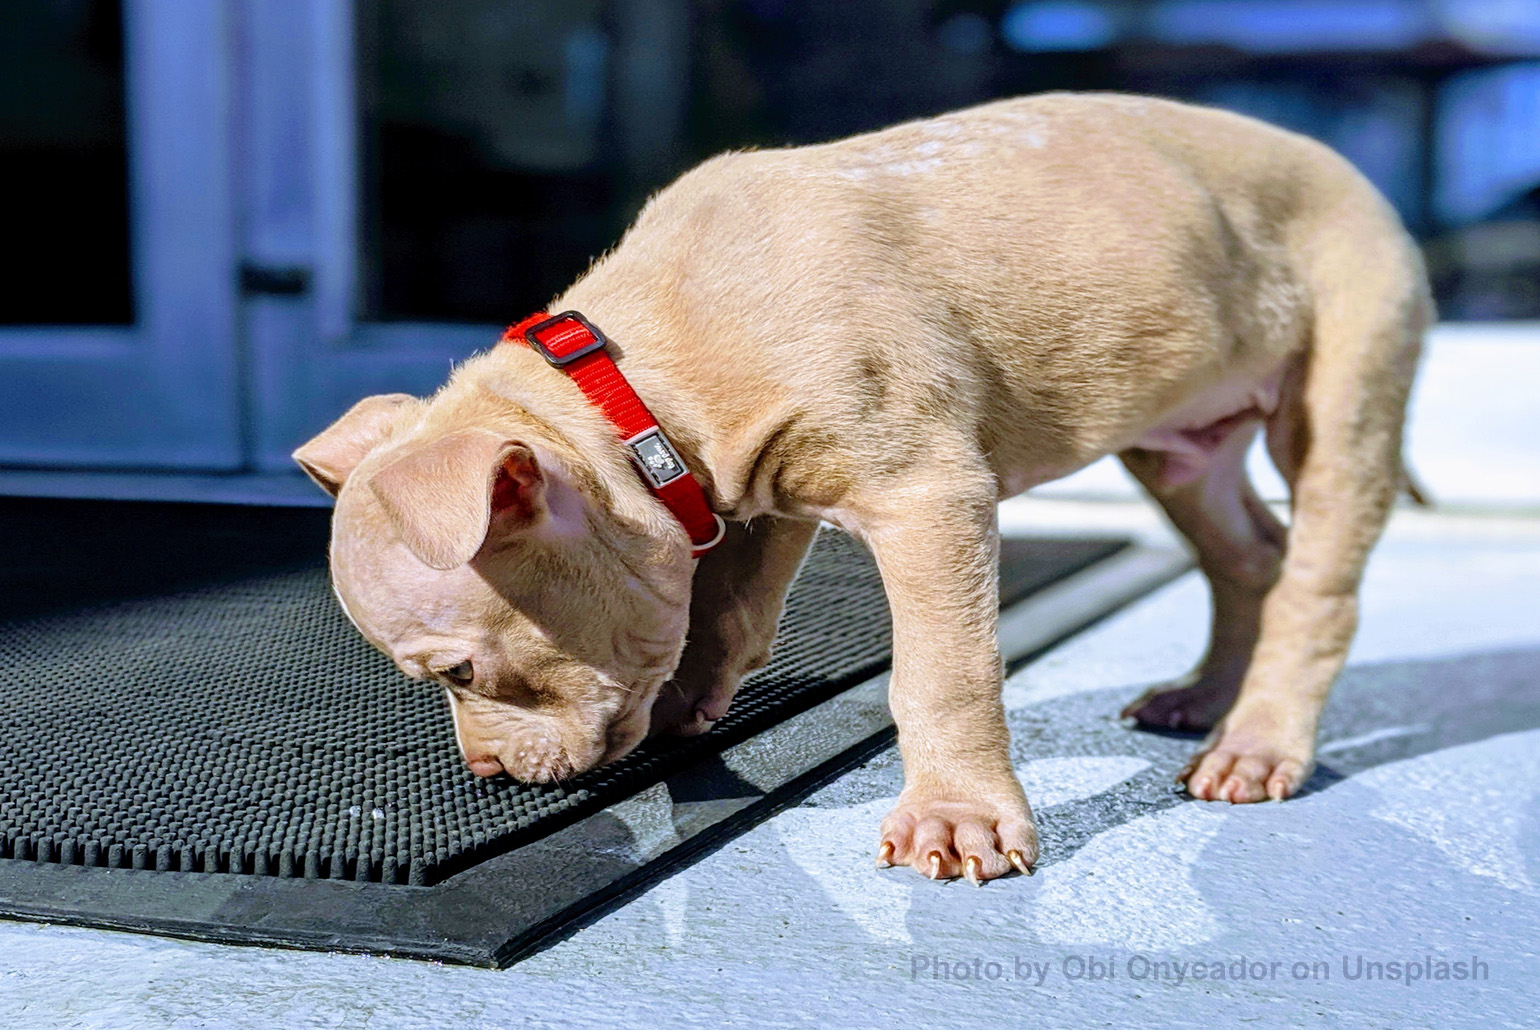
[293,390,694,783]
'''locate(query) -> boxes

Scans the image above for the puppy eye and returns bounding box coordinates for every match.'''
[438,661,474,686]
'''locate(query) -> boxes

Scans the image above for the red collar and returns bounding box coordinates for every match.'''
[500,310,725,558]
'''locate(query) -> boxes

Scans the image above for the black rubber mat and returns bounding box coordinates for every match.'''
[0,498,1122,891]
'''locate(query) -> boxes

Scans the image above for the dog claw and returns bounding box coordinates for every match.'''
[927,851,943,880]
[1007,850,1034,876]
[876,841,894,868]
[964,856,983,886]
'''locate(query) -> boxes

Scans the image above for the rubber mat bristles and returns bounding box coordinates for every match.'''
[0,532,1119,887]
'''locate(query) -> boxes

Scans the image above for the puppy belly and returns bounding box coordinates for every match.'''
[1131,364,1285,487]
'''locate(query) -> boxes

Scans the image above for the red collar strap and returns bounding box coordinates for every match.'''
[500,310,726,558]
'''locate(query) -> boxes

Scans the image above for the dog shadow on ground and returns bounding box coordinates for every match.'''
[1017,644,1540,870]
[487,644,1540,962]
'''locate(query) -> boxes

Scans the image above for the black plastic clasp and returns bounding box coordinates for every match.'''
[522,310,609,367]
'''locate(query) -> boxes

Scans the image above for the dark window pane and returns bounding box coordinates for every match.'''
[0,0,132,325]
[359,0,620,323]
[358,0,1540,323]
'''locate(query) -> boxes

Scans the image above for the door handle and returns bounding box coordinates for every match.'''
[239,263,312,296]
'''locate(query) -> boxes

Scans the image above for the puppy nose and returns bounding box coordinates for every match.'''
[464,753,506,778]
[446,687,506,777]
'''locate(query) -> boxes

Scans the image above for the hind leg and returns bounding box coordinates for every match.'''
[1119,420,1286,730]
[1182,297,1421,802]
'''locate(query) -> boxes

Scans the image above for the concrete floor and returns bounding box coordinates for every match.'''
[2,502,1537,1030]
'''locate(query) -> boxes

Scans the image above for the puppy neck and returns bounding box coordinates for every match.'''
[539,289,803,521]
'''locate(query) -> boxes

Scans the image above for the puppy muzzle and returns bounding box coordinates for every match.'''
[445,687,610,783]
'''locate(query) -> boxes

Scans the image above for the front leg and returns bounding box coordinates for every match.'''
[853,473,1037,884]
[651,516,819,736]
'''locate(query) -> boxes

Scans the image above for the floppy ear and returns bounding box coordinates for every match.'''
[292,393,418,498]
[367,429,547,570]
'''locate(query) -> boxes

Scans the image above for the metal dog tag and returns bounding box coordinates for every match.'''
[624,428,688,488]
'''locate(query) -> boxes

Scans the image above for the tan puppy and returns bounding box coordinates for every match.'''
[295,94,1428,884]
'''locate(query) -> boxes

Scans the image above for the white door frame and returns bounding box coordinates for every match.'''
[238,0,492,475]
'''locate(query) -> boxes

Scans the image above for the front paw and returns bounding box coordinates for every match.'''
[648,674,741,738]
[877,788,1038,885]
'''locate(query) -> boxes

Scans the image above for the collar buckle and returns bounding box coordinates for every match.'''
[523,310,609,367]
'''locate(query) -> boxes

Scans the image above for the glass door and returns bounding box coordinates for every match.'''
[0,0,241,470]
[240,0,690,471]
